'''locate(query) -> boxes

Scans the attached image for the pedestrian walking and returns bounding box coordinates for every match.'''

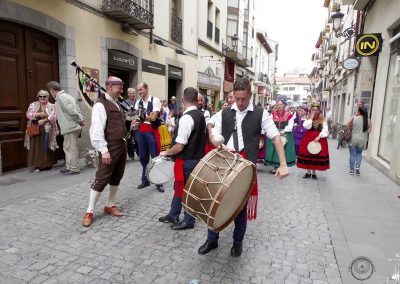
[48,81,84,175]
[82,76,127,227]
[24,90,58,172]
[347,106,371,175]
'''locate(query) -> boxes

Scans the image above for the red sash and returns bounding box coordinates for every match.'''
[173,158,184,197]
[139,123,161,154]
[238,150,258,221]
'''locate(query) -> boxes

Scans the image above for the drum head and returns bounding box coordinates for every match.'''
[213,165,254,229]
[146,157,175,184]
[307,141,322,155]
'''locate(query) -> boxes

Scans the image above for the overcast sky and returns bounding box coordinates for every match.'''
[255,0,328,75]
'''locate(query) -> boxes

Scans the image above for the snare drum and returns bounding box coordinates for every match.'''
[183,149,256,232]
[146,156,175,184]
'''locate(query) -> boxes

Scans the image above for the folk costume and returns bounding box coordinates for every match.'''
[135,95,164,192]
[293,111,308,156]
[82,92,127,227]
[159,106,206,229]
[264,109,296,168]
[297,104,330,176]
[199,102,280,256]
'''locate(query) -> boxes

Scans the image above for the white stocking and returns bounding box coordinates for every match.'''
[106,185,118,207]
[87,189,101,213]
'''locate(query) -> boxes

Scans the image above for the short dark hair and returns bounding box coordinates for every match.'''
[233,78,251,93]
[47,81,61,91]
[183,87,198,104]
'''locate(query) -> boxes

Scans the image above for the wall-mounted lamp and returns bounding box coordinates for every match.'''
[175,48,187,55]
[209,59,222,62]
[201,55,213,59]
[331,10,356,39]
[153,38,167,46]
[231,34,239,51]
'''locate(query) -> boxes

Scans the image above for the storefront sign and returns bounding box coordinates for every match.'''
[198,72,221,90]
[343,57,360,70]
[168,65,183,80]
[142,59,166,76]
[108,50,137,70]
[355,33,382,57]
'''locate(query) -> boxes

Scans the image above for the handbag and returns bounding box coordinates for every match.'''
[26,123,40,137]
[343,117,353,143]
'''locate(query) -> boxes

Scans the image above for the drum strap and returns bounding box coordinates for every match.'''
[232,116,240,153]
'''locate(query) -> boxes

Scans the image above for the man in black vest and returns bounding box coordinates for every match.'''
[158,87,206,230]
[198,78,289,256]
[133,82,164,193]
[82,76,127,227]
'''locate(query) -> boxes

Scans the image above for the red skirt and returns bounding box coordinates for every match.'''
[296,130,330,171]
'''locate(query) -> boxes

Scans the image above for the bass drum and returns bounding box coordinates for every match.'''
[183,149,256,232]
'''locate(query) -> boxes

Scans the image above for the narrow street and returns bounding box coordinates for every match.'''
[1,140,399,283]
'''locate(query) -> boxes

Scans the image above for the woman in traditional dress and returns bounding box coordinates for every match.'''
[293,106,308,156]
[24,90,58,172]
[297,102,330,179]
[264,99,296,173]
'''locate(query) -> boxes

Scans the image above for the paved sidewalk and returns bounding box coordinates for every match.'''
[0,140,399,283]
[318,141,400,283]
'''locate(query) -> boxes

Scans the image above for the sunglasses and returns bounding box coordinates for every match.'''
[38,96,48,99]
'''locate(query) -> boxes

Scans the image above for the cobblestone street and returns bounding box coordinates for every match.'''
[0,154,343,284]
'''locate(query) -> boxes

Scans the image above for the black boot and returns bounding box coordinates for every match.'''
[198,240,218,255]
[230,242,243,257]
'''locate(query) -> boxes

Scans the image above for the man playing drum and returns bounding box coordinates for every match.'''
[158,87,206,230]
[82,76,127,227]
[199,78,289,256]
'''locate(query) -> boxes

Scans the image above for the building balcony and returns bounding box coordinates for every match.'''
[171,14,183,43]
[102,0,153,30]
[238,57,251,67]
[223,44,243,62]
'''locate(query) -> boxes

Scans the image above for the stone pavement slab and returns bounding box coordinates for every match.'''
[1,156,340,283]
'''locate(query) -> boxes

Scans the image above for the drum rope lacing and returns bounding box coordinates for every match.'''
[183,150,246,225]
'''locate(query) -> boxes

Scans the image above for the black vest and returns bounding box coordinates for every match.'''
[173,109,206,160]
[138,96,162,128]
[221,105,263,163]
[98,94,127,144]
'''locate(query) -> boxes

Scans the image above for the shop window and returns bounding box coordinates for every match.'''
[378,51,400,163]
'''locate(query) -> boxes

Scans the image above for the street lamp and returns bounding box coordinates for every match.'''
[331,10,356,39]
[231,34,239,51]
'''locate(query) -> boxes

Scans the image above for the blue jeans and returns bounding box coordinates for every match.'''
[168,159,198,225]
[136,130,158,185]
[207,202,248,244]
[349,145,363,172]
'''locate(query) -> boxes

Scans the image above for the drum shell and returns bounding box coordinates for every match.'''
[183,149,256,232]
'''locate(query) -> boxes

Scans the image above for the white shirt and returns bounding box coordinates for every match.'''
[175,106,197,145]
[134,95,161,124]
[90,93,120,154]
[282,114,295,133]
[303,119,329,138]
[203,109,211,124]
[211,103,280,152]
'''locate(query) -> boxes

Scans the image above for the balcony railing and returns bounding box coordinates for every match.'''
[102,0,153,30]
[171,14,183,43]
[214,27,220,44]
[207,20,213,39]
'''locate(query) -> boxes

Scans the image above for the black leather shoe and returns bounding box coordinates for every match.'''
[311,174,317,180]
[137,182,150,189]
[303,173,311,179]
[159,215,179,224]
[171,221,194,230]
[198,240,218,255]
[156,185,164,193]
[230,243,243,257]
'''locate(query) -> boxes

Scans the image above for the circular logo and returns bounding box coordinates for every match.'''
[349,256,375,280]
[343,58,359,70]
[356,34,380,56]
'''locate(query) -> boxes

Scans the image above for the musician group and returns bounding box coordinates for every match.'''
[82,75,330,257]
